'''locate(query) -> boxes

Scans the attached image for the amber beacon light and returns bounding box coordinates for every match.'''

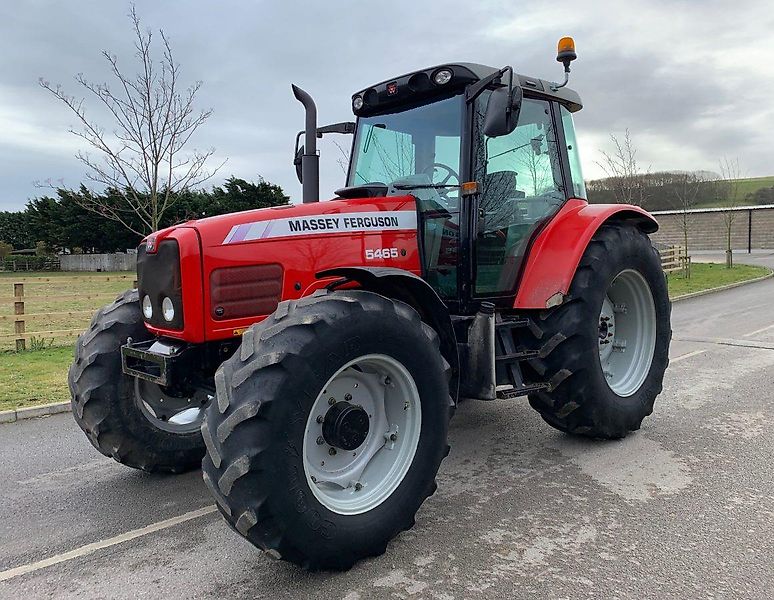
[557,37,577,64]
[551,36,577,90]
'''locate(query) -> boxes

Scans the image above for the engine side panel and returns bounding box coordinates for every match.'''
[513,199,659,309]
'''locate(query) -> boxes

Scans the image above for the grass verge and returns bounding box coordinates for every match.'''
[0,346,73,412]
[668,262,771,298]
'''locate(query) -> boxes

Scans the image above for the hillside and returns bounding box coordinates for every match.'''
[702,175,774,206]
[587,174,774,211]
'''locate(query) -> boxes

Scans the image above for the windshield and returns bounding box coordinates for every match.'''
[347,94,463,191]
[348,94,464,299]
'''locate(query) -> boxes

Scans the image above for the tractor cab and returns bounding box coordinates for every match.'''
[301,52,588,310]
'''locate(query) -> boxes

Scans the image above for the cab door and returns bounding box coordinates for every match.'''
[470,94,570,298]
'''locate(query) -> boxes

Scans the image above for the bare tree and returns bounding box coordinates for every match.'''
[518,135,552,196]
[330,139,351,176]
[596,129,649,206]
[673,172,704,271]
[717,157,743,268]
[39,6,222,235]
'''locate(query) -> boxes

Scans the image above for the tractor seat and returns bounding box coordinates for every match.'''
[480,171,523,233]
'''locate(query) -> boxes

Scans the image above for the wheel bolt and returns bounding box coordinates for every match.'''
[383,376,391,386]
[355,483,362,491]
[390,433,397,441]
[316,436,325,445]
[316,415,324,424]
[328,447,337,456]
[344,393,352,401]
[328,397,336,405]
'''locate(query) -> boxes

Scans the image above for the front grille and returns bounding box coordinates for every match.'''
[137,240,184,330]
[210,264,283,320]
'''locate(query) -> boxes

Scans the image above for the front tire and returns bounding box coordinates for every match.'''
[201,290,452,570]
[68,290,206,473]
[524,224,671,438]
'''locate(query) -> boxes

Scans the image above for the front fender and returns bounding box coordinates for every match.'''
[514,199,658,309]
[317,266,459,402]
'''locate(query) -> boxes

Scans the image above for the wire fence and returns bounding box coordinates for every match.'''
[2,275,136,351]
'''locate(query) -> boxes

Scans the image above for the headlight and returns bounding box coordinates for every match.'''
[142,295,153,319]
[352,95,364,110]
[433,68,453,85]
[162,297,175,322]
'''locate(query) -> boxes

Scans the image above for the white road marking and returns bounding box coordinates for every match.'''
[742,323,774,337]
[670,349,707,363]
[673,336,774,350]
[0,505,217,583]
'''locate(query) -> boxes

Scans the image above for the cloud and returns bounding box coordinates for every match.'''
[0,0,772,211]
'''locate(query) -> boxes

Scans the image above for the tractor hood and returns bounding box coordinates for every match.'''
[182,196,418,249]
[139,195,424,343]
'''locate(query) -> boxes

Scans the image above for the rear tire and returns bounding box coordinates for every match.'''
[201,290,452,570]
[524,224,671,438]
[69,290,206,473]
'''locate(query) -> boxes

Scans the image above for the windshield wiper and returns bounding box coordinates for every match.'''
[362,123,386,153]
[391,183,460,190]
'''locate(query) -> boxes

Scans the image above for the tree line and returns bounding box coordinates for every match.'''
[0,177,288,256]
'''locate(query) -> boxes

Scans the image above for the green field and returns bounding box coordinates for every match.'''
[727,175,774,202]
[694,175,774,209]
[0,271,132,351]
[0,271,134,411]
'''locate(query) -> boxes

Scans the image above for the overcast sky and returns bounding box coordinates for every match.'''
[1,0,772,211]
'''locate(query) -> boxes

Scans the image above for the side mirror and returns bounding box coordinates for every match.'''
[483,85,523,138]
[293,122,356,184]
[294,145,303,183]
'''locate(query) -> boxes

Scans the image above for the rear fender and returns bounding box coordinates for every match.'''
[317,267,459,402]
[514,199,658,309]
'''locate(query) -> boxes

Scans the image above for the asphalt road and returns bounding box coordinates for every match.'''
[1,274,773,599]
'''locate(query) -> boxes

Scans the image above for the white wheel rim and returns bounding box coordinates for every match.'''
[302,354,422,515]
[134,378,210,434]
[597,269,657,397]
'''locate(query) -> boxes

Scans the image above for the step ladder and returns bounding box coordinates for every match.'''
[494,315,550,399]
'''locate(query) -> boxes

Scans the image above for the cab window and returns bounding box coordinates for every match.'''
[560,105,587,199]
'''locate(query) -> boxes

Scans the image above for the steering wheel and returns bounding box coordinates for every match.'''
[429,162,460,187]
[420,163,460,206]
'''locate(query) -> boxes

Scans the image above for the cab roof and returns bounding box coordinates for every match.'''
[352,62,582,118]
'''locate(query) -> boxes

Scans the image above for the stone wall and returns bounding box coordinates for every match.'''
[650,205,774,250]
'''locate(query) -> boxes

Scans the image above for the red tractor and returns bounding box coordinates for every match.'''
[70,39,670,570]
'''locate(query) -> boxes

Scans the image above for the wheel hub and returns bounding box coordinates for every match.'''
[322,401,370,450]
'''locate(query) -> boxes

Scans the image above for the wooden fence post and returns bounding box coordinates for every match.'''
[14,282,25,351]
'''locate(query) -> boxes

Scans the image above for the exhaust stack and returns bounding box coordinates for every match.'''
[291,84,319,203]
